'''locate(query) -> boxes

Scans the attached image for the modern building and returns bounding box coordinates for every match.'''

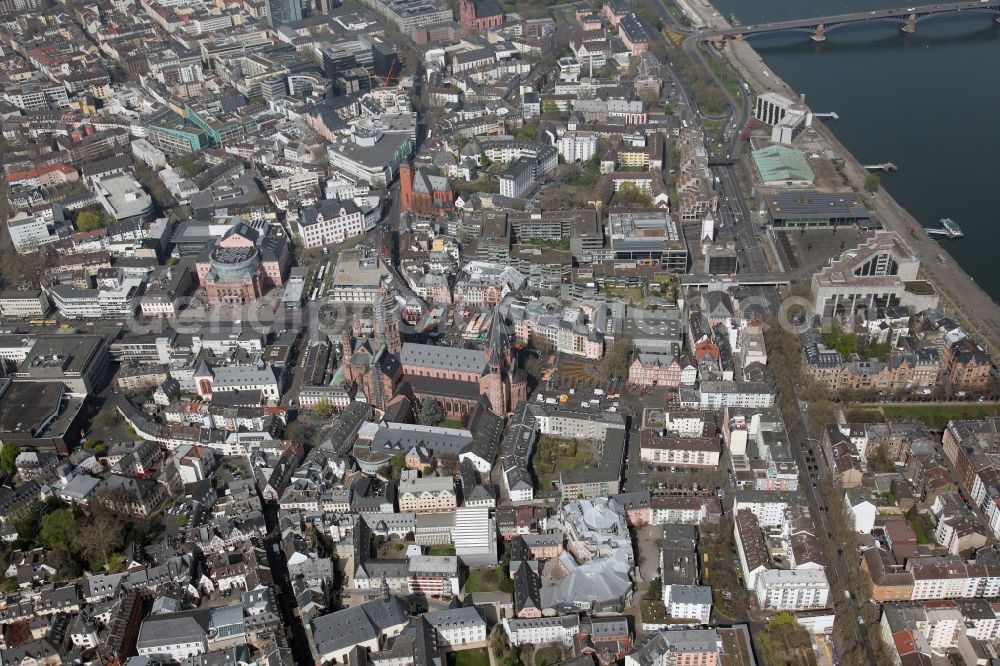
[13,334,110,396]
[558,131,598,163]
[754,92,811,144]
[356,0,453,32]
[810,231,939,321]
[328,121,414,188]
[408,555,460,596]
[7,210,62,254]
[751,145,815,187]
[499,157,536,199]
[639,432,719,468]
[92,174,154,225]
[608,210,687,272]
[47,279,145,319]
[755,569,831,611]
[763,190,870,228]
[0,291,50,318]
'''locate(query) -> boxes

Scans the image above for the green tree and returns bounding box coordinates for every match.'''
[389,454,406,480]
[75,210,105,232]
[40,509,75,553]
[864,173,881,193]
[175,155,203,178]
[0,443,19,473]
[313,400,333,419]
[479,151,491,168]
[615,181,654,208]
[417,398,444,426]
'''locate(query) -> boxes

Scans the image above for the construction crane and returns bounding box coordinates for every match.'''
[381,57,397,87]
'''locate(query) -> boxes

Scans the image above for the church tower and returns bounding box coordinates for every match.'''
[374,281,402,355]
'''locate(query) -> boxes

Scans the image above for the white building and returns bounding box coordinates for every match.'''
[453,507,497,566]
[131,138,167,169]
[92,174,154,225]
[558,131,598,163]
[499,157,536,199]
[424,607,487,648]
[733,491,794,528]
[753,92,811,145]
[697,381,774,409]
[194,363,280,401]
[735,509,770,591]
[297,200,365,248]
[664,585,712,624]
[47,278,145,319]
[754,569,830,611]
[503,616,580,647]
[0,290,49,318]
[845,488,877,535]
[7,211,59,253]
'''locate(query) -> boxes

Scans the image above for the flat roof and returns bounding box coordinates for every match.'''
[0,381,62,433]
[765,190,869,220]
[752,145,815,184]
[330,132,410,170]
[330,249,389,288]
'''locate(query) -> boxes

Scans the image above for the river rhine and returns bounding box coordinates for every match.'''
[706,0,1000,302]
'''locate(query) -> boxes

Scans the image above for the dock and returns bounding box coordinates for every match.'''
[863,162,898,172]
[926,218,964,239]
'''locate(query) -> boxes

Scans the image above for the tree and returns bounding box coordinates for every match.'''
[647,576,662,600]
[597,333,633,381]
[175,155,203,179]
[75,210,104,232]
[389,454,406,480]
[40,509,75,553]
[479,151,491,168]
[417,399,444,426]
[436,453,461,477]
[7,501,41,542]
[615,181,654,208]
[864,173,881,193]
[74,512,124,571]
[0,443,19,473]
[313,400,333,419]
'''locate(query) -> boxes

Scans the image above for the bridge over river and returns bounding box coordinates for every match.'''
[704,0,1000,41]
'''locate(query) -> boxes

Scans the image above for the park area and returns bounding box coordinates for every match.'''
[446,648,490,666]
[881,403,1000,429]
[530,435,596,491]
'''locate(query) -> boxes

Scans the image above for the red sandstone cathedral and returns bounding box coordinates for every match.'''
[459,0,504,33]
[341,285,526,420]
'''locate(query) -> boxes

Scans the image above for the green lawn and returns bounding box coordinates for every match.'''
[535,645,564,666]
[882,403,1000,429]
[907,513,931,545]
[430,545,456,556]
[439,419,465,429]
[447,648,490,666]
[464,568,500,593]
